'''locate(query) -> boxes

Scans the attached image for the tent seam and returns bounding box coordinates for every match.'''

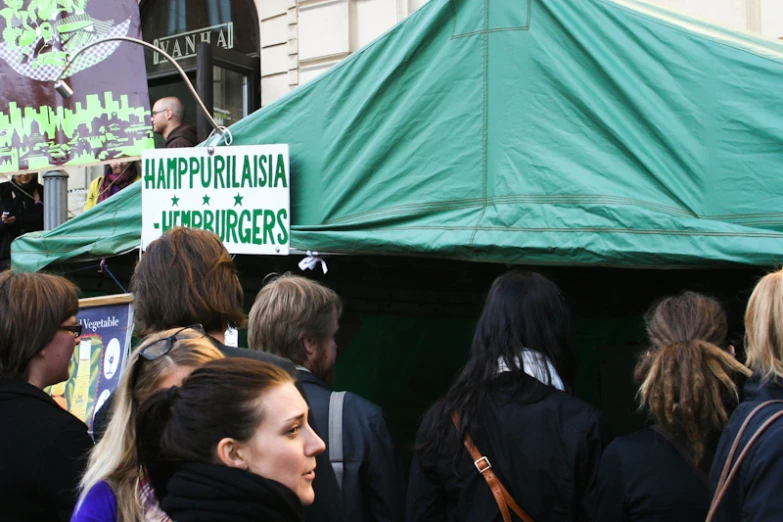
[468,0,490,248]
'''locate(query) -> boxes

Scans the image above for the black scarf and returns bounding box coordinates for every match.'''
[162,463,305,522]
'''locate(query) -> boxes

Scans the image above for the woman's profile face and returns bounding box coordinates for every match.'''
[14,173,34,184]
[237,382,325,505]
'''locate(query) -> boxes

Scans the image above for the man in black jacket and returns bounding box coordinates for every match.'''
[93,227,343,522]
[248,273,406,522]
[151,96,197,148]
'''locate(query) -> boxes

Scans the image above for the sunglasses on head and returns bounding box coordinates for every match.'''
[130,324,207,397]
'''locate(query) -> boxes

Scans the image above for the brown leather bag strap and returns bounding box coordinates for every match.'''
[452,413,535,522]
[705,400,783,522]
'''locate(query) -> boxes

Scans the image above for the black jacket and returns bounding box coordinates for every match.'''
[297,369,406,522]
[407,373,611,522]
[596,428,711,521]
[0,179,44,268]
[165,124,198,148]
[0,378,94,522]
[709,376,783,522]
[92,340,343,522]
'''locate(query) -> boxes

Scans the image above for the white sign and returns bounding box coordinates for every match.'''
[141,145,290,255]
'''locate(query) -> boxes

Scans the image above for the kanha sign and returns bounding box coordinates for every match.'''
[141,145,290,256]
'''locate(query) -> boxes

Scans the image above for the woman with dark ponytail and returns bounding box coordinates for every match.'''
[596,292,750,521]
[407,271,612,522]
[136,358,326,522]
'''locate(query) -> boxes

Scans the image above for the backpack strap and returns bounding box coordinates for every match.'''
[452,413,535,522]
[649,425,708,487]
[706,400,783,522]
[328,391,347,491]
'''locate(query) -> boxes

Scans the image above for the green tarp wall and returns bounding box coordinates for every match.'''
[12,0,783,272]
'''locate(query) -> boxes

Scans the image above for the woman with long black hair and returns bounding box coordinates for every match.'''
[407,271,611,522]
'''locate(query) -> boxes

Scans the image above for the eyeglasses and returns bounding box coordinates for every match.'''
[151,109,167,117]
[130,324,207,396]
[59,324,83,337]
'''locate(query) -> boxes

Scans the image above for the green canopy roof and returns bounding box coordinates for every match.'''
[14,0,783,272]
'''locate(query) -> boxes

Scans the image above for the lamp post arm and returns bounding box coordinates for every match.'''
[54,35,223,136]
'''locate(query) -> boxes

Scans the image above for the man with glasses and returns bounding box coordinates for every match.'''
[150,96,197,148]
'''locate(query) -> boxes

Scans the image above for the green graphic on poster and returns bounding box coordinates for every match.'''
[47,294,134,434]
[0,0,154,175]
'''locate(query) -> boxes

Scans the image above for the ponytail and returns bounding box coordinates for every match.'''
[636,339,750,465]
[135,359,294,503]
[136,386,179,501]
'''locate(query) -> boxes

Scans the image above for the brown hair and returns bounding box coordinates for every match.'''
[744,269,783,381]
[79,328,223,522]
[247,273,342,365]
[136,358,293,500]
[635,292,751,466]
[131,227,246,335]
[0,272,79,379]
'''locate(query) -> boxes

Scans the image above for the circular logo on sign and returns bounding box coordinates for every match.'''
[103,337,120,379]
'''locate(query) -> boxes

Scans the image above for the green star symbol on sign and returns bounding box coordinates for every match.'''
[202,194,211,206]
[171,195,180,207]
[234,193,244,207]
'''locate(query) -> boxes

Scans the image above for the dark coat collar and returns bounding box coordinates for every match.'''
[0,378,59,408]
[296,368,330,389]
[743,375,783,402]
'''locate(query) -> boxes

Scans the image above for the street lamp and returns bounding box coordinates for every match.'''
[53,35,224,137]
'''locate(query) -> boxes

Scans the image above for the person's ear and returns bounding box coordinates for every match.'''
[216,438,248,470]
[728,344,736,357]
[303,337,319,358]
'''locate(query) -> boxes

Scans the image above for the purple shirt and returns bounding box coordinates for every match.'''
[71,481,117,522]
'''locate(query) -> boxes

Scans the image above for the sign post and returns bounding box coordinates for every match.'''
[141,145,290,255]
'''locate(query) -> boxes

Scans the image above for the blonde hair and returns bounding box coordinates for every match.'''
[248,273,341,365]
[745,269,783,381]
[78,328,224,521]
[636,292,751,466]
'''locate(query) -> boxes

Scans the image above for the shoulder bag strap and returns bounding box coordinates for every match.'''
[706,399,783,522]
[452,413,535,522]
[649,425,708,487]
[329,391,347,491]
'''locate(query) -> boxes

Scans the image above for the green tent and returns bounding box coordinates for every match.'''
[14,0,783,272]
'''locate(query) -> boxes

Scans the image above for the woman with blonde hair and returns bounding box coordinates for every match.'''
[596,291,750,521]
[72,326,224,522]
[708,270,783,521]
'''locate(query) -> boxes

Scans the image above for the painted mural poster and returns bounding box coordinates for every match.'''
[48,294,134,434]
[0,0,154,175]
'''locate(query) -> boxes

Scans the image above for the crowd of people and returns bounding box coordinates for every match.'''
[1,226,783,521]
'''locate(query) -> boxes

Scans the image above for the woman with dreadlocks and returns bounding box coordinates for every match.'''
[596,291,750,522]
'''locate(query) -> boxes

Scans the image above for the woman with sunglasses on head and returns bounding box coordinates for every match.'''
[93,227,343,522]
[0,271,93,521]
[136,358,326,522]
[72,326,224,522]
